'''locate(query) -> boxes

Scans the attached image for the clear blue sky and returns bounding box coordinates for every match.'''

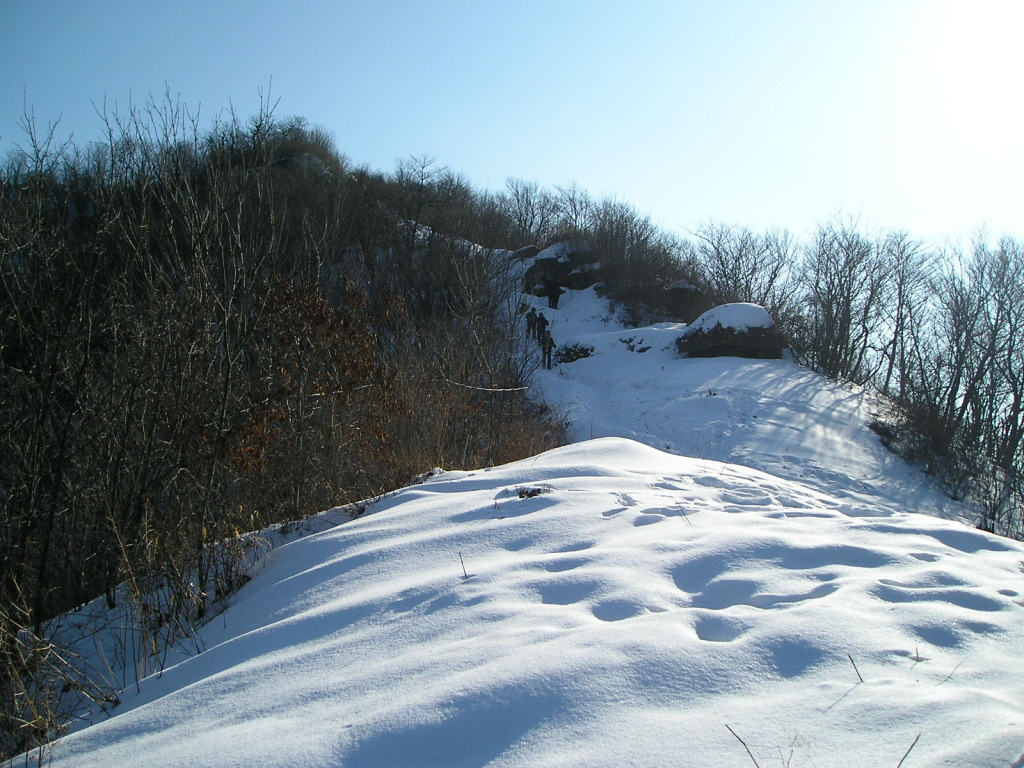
[3,0,1022,243]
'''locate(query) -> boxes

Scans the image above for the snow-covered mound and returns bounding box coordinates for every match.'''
[682,301,775,334]
[43,439,1024,767]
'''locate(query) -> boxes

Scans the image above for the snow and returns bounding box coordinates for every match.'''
[532,287,959,519]
[535,241,578,263]
[32,281,1024,767]
[681,301,775,335]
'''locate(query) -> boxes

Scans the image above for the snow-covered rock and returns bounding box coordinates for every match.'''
[682,301,775,335]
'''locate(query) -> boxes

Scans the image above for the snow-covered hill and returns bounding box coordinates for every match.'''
[529,287,959,521]
[33,279,1024,767]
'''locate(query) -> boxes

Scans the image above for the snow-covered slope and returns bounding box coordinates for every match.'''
[36,282,1024,768]
[530,286,960,520]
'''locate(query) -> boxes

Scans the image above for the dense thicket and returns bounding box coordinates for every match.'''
[2,96,1023,757]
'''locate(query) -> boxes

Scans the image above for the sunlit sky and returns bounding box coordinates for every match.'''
[3,0,1022,243]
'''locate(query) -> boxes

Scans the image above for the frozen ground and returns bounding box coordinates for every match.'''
[29,275,1024,768]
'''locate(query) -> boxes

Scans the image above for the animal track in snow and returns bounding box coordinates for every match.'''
[910,623,963,648]
[771,543,897,570]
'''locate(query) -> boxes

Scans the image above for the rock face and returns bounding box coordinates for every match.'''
[511,245,542,261]
[675,302,787,359]
[522,240,601,294]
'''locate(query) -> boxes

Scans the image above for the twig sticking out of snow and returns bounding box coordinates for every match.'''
[847,653,864,683]
[935,658,965,686]
[725,724,762,768]
[896,733,921,768]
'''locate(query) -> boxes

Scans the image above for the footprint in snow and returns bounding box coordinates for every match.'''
[553,540,596,553]
[719,489,775,507]
[769,637,828,678]
[693,475,730,489]
[537,579,601,606]
[542,556,588,573]
[692,613,749,642]
[861,523,1014,553]
[591,599,645,622]
[871,583,1008,612]
[836,502,893,518]
[633,513,668,526]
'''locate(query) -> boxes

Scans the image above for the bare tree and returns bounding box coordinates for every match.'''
[498,177,558,244]
[691,221,798,325]
[391,154,446,255]
[875,231,933,401]
[553,182,593,240]
[796,217,891,383]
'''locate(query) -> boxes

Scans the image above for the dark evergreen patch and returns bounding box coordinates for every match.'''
[675,324,787,359]
[555,343,595,364]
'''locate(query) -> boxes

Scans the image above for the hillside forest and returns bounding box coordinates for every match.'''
[2,96,1023,757]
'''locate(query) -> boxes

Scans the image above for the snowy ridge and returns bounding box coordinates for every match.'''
[35,282,1024,767]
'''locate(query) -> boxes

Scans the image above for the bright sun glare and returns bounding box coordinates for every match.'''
[930,0,1024,156]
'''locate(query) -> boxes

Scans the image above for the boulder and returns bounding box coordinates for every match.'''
[676,303,787,359]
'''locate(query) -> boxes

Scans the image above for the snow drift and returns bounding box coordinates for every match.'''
[42,438,1024,767]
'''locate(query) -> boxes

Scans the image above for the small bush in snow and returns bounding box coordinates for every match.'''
[620,337,651,353]
[516,485,551,498]
[555,343,595,364]
[675,324,787,359]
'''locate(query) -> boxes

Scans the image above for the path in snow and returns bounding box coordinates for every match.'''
[529,285,960,521]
